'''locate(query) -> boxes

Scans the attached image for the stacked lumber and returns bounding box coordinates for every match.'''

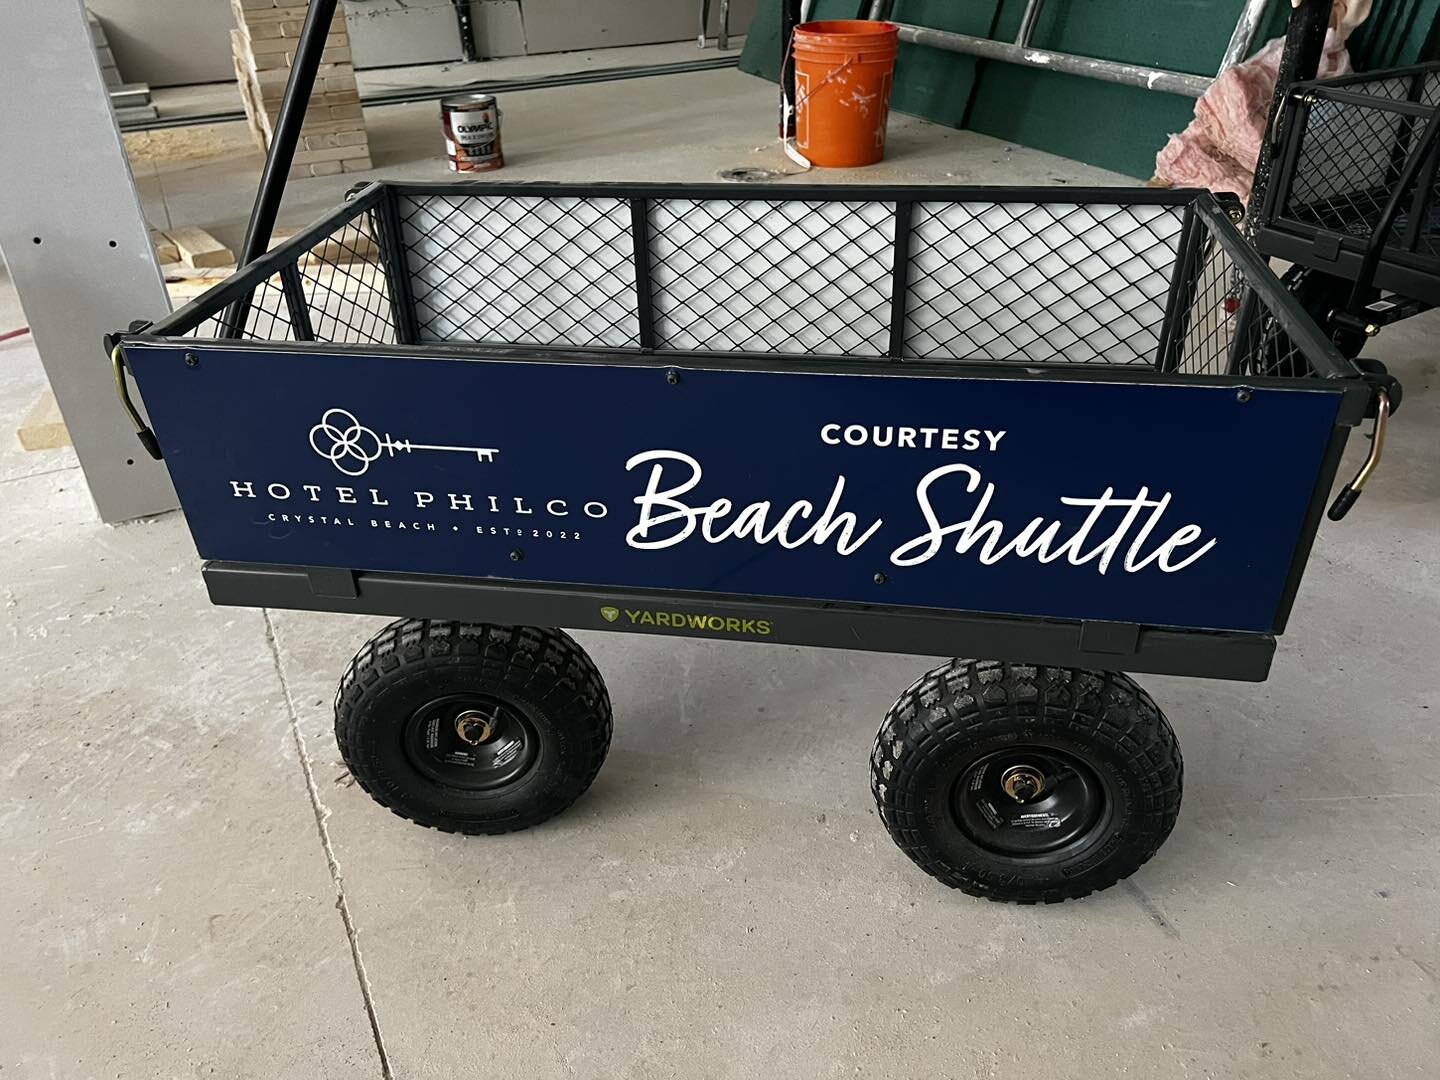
[167,227,235,269]
[152,227,235,272]
[230,0,372,179]
[17,393,70,453]
[90,10,159,123]
[268,226,378,266]
[88,10,122,88]
[159,223,381,302]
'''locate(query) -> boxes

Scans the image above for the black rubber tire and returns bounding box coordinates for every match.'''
[335,619,612,834]
[871,661,1182,903]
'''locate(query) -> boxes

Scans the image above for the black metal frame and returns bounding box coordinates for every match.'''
[118,329,1355,682]
[128,324,1374,412]
[202,562,1279,682]
[1244,0,1331,233]
[141,179,1364,387]
[119,326,1365,674]
[1254,62,1440,308]
[453,0,479,63]
[119,176,1372,685]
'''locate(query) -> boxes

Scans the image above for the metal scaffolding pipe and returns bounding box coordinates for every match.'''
[1217,0,1272,73]
[891,22,1213,97]
[1015,0,1044,50]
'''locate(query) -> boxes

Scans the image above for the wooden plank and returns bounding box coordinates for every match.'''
[155,223,378,298]
[268,226,378,264]
[16,390,72,452]
[161,265,235,302]
[162,260,381,303]
[234,1,345,29]
[150,229,179,264]
[165,227,234,268]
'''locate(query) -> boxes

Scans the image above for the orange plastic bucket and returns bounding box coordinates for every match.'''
[792,20,898,168]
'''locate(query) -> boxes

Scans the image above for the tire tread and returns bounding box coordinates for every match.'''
[871,660,1182,903]
[335,619,611,835]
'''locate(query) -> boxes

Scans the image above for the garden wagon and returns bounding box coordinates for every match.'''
[110,176,1395,903]
[107,1,1398,903]
[1248,60,1439,433]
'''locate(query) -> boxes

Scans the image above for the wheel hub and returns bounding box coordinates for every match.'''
[952,746,1109,858]
[455,710,497,745]
[402,694,538,791]
[1000,765,1046,802]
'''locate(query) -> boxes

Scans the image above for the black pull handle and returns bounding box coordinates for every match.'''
[1327,484,1360,521]
[1327,390,1389,523]
[136,429,163,461]
[111,344,164,460]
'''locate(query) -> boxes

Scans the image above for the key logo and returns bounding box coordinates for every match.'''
[309,407,498,476]
[599,606,620,623]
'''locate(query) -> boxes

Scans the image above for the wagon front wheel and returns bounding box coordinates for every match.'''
[871,661,1182,903]
[336,619,612,834]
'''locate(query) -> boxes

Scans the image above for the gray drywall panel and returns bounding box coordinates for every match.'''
[0,0,178,522]
[487,0,757,55]
[344,0,465,68]
[82,1,756,85]
[86,0,235,87]
[473,1,528,57]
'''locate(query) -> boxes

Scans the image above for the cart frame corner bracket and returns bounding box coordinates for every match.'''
[306,566,359,599]
[1078,621,1141,656]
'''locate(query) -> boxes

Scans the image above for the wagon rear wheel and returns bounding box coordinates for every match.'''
[336,619,612,834]
[871,661,1182,903]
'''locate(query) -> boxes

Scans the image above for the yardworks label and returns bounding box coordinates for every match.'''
[125,350,1342,634]
[599,605,772,637]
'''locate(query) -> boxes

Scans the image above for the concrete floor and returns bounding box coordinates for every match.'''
[126,41,1129,254]
[3,51,1439,1080]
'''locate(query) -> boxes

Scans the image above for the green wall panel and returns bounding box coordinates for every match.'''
[738,0,857,82]
[884,0,1000,128]
[1349,0,1440,68]
[988,0,1287,73]
[965,0,1287,179]
[964,68,1196,179]
[739,1,1439,180]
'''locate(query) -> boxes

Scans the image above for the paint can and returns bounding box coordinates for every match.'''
[440,93,503,172]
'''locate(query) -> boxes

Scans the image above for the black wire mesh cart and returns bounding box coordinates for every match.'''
[1253,61,1440,383]
[113,181,1393,902]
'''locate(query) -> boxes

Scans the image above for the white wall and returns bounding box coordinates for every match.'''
[87,0,236,88]
[519,0,758,55]
[86,0,757,87]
